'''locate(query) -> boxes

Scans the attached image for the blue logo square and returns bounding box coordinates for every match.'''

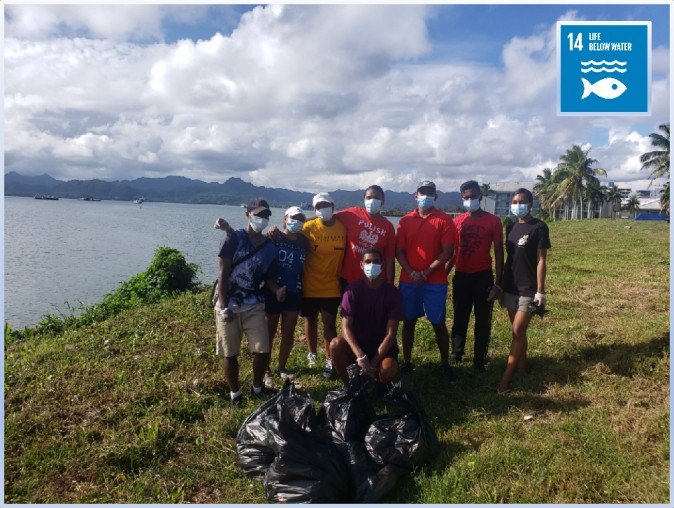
[558,22,651,115]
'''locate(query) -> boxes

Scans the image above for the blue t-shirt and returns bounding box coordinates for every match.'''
[218,229,278,308]
[273,232,308,295]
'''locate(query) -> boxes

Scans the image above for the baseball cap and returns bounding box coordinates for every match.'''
[284,206,304,218]
[247,198,271,216]
[312,192,334,207]
[417,180,436,192]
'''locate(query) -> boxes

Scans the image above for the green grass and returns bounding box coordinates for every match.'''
[4,219,670,503]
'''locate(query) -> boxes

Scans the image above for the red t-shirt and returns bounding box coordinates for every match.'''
[335,207,396,283]
[453,211,503,274]
[395,208,456,285]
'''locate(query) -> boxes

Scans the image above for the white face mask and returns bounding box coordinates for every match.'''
[463,198,480,212]
[286,218,303,233]
[316,206,334,221]
[510,203,529,218]
[364,198,382,215]
[250,215,269,233]
[363,262,382,280]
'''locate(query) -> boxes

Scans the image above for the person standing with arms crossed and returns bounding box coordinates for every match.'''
[334,184,396,287]
[449,180,504,372]
[497,188,550,394]
[301,192,346,379]
[395,180,458,382]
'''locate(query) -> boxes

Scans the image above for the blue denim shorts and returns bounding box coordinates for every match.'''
[399,282,448,325]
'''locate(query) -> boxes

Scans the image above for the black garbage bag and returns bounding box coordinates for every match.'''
[264,411,351,503]
[336,438,403,503]
[236,381,315,478]
[321,364,376,442]
[364,381,439,469]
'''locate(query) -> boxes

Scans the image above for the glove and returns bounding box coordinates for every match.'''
[533,292,546,307]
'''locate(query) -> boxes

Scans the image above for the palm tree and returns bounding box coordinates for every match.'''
[533,168,557,219]
[551,145,607,219]
[625,194,640,218]
[641,123,670,182]
[660,182,669,214]
[604,184,623,219]
[586,182,606,218]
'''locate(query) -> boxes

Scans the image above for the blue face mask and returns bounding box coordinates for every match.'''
[416,195,434,210]
[286,218,303,233]
[463,198,480,212]
[511,203,529,218]
[364,198,382,215]
[363,262,382,280]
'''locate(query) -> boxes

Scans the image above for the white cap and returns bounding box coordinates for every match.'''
[312,192,334,207]
[284,206,304,217]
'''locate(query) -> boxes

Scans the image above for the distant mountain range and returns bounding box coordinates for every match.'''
[4,171,461,212]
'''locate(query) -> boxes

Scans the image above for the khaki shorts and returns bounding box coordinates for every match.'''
[215,303,269,358]
[500,292,534,313]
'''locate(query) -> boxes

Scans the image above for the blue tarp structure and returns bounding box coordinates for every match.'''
[634,212,668,221]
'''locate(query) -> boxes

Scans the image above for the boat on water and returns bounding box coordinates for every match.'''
[34,195,59,200]
[80,196,101,202]
[133,197,145,204]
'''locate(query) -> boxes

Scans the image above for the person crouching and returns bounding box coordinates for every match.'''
[329,248,404,385]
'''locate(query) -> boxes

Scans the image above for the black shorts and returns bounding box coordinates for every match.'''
[265,290,302,315]
[362,342,399,362]
[300,297,341,318]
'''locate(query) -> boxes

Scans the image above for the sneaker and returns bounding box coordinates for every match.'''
[399,362,415,374]
[230,393,244,407]
[263,371,274,388]
[307,352,317,367]
[250,385,276,400]
[279,369,294,381]
[322,358,334,379]
[442,363,459,383]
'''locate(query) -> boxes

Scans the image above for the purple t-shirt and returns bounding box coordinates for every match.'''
[340,279,404,356]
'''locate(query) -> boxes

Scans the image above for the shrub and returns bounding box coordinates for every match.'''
[502,215,513,230]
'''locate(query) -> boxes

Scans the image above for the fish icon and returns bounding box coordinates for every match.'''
[581,77,627,100]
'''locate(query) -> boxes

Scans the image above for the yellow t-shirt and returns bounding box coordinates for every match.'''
[302,218,346,298]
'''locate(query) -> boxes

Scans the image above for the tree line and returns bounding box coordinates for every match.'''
[529,123,669,220]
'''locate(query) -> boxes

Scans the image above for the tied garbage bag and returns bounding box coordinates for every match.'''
[365,381,439,469]
[236,380,314,478]
[338,439,402,503]
[322,364,376,442]
[264,405,351,503]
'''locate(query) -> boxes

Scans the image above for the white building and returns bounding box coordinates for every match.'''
[482,182,541,218]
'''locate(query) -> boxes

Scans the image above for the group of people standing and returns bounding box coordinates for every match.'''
[213,179,550,406]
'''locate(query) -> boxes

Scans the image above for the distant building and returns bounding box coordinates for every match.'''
[482,182,540,218]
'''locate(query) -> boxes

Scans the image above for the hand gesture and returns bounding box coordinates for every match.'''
[213,218,230,230]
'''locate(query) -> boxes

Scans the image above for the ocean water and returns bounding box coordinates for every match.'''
[4,197,283,328]
[4,196,401,328]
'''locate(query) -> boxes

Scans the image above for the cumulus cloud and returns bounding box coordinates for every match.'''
[4,5,670,193]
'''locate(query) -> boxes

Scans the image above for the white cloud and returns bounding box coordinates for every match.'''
[4,5,670,193]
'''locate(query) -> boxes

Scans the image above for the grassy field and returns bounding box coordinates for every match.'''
[4,219,670,503]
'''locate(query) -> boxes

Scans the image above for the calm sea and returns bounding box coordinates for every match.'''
[4,196,401,328]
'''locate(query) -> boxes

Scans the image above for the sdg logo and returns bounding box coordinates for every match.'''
[558,21,651,115]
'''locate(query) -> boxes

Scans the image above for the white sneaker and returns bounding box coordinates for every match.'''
[279,369,294,381]
[307,352,317,367]
[263,371,273,389]
[322,358,334,379]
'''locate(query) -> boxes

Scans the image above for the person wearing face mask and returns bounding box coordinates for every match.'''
[396,180,458,382]
[260,206,309,385]
[329,248,404,386]
[214,198,286,406]
[300,192,346,379]
[333,185,396,288]
[447,180,504,373]
[497,188,551,394]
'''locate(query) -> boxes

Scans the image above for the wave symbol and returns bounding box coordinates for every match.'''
[580,60,627,66]
[581,67,627,73]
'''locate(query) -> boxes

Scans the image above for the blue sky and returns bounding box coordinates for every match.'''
[4,3,671,192]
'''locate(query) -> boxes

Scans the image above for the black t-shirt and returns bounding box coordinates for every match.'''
[502,218,551,297]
